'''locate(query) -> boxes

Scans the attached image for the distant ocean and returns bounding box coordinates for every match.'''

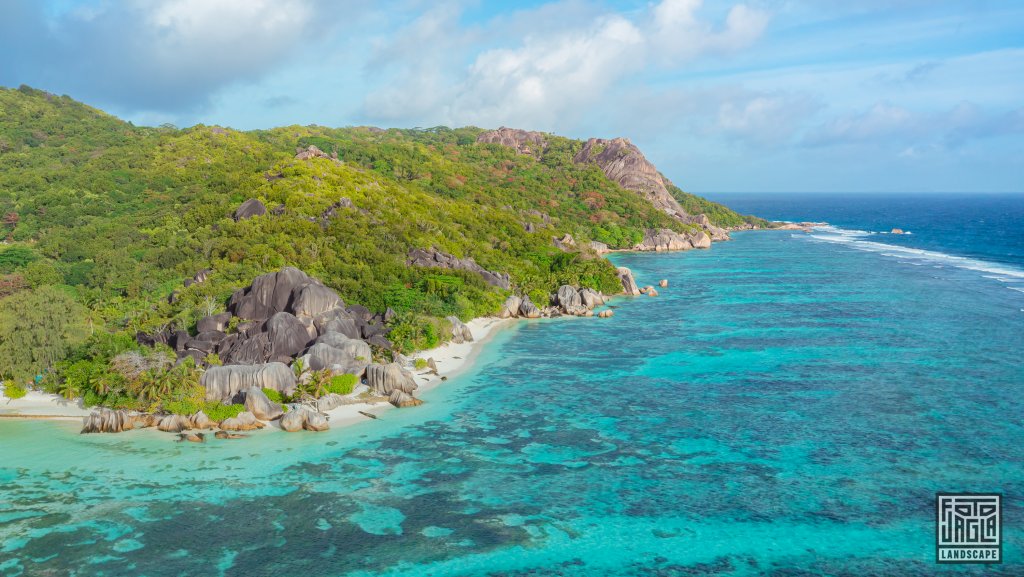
[1,193,1022,575]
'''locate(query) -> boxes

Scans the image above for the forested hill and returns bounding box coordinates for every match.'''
[0,84,762,388]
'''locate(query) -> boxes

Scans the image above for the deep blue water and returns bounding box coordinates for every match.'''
[1,194,1023,575]
[707,192,1024,271]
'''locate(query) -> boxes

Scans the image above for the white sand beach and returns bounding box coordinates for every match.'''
[0,390,93,420]
[321,316,513,428]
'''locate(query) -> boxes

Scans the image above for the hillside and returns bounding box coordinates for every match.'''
[0,85,764,413]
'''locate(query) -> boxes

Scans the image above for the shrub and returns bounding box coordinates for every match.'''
[2,381,27,400]
[414,358,428,370]
[262,387,284,404]
[325,373,357,396]
[203,402,245,422]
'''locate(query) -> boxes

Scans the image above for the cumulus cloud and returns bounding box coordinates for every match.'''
[361,0,770,129]
[0,0,353,113]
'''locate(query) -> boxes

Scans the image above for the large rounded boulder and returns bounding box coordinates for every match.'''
[201,362,296,402]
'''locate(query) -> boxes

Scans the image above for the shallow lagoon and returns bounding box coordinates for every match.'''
[2,230,1022,576]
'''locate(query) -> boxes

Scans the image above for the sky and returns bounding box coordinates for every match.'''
[0,0,1021,193]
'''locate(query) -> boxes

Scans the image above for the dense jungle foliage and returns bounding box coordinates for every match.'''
[0,85,759,411]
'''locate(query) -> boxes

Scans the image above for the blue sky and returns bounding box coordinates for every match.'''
[1,0,1021,193]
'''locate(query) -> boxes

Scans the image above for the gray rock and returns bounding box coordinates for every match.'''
[304,412,330,432]
[81,408,138,434]
[191,411,215,429]
[266,312,311,358]
[556,285,582,309]
[579,288,605,309]
[229,267,319,321]
[243,387,284,421]
[313,333,372,360]
[305,342,370,376]
[518,296,542,319]
[291,284,343,319]
[447,316,474,344]
[617,267,641,296]
[233,198,266,221]
[201,362,296,402]
[316,393,346,412]
[500,295,522,318]
[157,414,192,433]
[313,309,360,339]
[406,248,511,289]
[280,408,307,432]
[366,362,418,395]
[220,332,271,365]
[389,390,423,408]
[220,411,264,431]
[197,312,232,333]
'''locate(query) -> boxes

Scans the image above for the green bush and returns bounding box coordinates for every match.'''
[203,402,245,421]
[262,387,284,403]
[2,381,27,399]
[414,358,428,370]
[325,374,357,396]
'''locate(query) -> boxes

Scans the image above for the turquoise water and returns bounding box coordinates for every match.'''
[2,227,1023,575]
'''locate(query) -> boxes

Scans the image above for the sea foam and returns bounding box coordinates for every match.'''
[806,225,1024,285]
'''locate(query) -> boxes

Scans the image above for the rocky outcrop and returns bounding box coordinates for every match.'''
[553,234,576,252]
[243,387,284,421]
[617,267,641,296]
[81,409,139,434]
[447,316,473,344]
[291,284,343,319]
[366,363,418,396]
[518,296,542,319]
[634,228,711,252]
[157,414,192,433]
[280,407,330,432]
[476,127,548,158]
[295,145,337,161]
[304,412,330,432]
[220,411,265,432]
[229,267,318,322]
[266,312,312,359]
[589,241,610,255]
[574,138,687,220]
[280,408,307,432]
[499,295,522,319]
[233,199,266,221]
[191,411,215,430]
[201,363,296,402]
[389,390,424,408]
[197,312,232,333]
[407,248,511,290]
[301,341,370,376]
[690,214,730,241]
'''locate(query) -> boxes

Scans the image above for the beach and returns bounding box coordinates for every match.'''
[0,316,515,432]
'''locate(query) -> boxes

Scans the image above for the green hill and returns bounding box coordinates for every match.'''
[0,85,762,407]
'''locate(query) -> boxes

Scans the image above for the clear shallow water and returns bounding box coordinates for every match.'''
[2,203,1024,575]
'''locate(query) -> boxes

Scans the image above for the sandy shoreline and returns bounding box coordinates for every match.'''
[0,316,516,432]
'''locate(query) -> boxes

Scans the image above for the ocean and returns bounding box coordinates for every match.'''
[1,193,1022,576]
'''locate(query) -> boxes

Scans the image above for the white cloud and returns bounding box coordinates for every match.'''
[361,0,769,129]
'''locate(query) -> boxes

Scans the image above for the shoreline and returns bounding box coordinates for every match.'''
[0,317,518,432]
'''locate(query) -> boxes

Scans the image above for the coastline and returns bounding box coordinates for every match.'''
[316,316,515,429]
[0,316,517,432]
